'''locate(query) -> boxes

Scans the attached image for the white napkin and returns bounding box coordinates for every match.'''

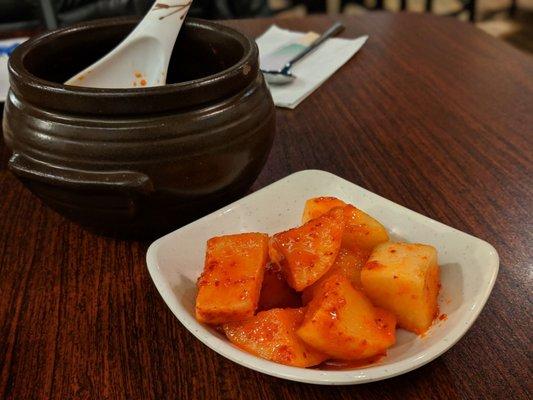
[256,25,368,109]
[0,38,27,103]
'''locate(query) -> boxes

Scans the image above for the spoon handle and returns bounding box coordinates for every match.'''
[284,22,345,69]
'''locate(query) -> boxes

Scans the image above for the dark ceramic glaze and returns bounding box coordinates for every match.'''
[2,17,276,237]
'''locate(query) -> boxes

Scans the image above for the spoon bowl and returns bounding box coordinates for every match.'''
[262,69,295,85]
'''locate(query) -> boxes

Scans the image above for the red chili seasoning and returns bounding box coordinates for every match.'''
[365,261,380,270]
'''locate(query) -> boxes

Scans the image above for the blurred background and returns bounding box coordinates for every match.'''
[0,0,531,53]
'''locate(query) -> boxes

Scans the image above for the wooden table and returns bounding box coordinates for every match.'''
[1,12,532,400]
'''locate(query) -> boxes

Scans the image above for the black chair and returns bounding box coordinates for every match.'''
[190,0,271,19]
[0,0,272,32]
[425,0,477,22]
[271,0,386,14]
[293,0,327,13]
[0,0,143,31]
[344,0,476,22]
[341,0,390,11]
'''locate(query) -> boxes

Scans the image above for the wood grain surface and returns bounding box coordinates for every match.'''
[1,12,532,400]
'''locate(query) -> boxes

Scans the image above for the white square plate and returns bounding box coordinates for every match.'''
[146,170,499,384]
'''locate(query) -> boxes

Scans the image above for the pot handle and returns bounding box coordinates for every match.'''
[8,153,154,195]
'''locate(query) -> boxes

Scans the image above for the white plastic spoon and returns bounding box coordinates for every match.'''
[65,1,192,88]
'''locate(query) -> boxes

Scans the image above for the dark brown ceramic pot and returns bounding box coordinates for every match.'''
[3,17,275,237]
